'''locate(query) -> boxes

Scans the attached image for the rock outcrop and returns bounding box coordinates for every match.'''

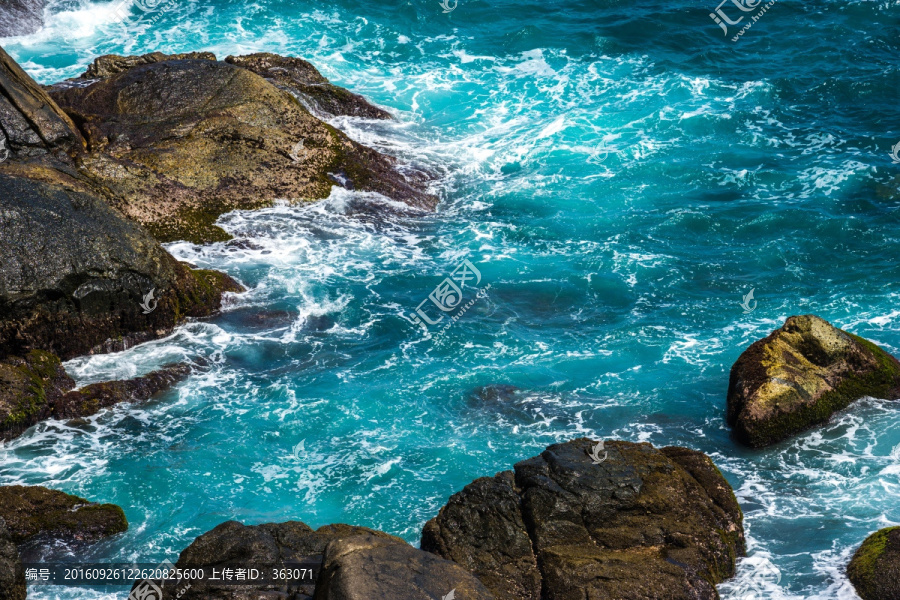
[0,0,43,39]
[848,527,900,600]
[316,533,493,600]
[0,519,25,600]
[0,352,191,440]
[49,53,435,243]
[138,520,488,600]
[224,53,392,119]
[727,315,900,447]
[421,438,745,600]
[0,485,127,544]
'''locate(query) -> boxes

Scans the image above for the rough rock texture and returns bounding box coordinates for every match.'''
[0,45,82,159]
[0,518,26,600]
[727,315,900,448]
[49,56,435,243]
[224,53,392,119]
[0,350,191,440]
[848,527,900,600]
[77,51,217,80]
[0,170,243,361]
[0,485,127,544]
[143,520,405,600]
[0,1,43,41]
[421,439,745,600]
[315,534,494,600]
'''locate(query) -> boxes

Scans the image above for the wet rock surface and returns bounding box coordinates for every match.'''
[0,0,43,38]
[421,438,745,600]
[727,315,900,448]
[0,519,25,600]
[0,351,193,440]
[49,55,435,243]
[224,53,392,119]
[0,486,127,545]
[848,527,900,600]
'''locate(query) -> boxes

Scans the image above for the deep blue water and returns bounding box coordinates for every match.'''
[2,0,900,598]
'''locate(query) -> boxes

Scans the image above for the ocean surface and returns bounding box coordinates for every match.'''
[2,0,900,598]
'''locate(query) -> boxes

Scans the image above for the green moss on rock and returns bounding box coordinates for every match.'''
[727,315,900,448]
[0,485,127,544]
[848,527,900,600]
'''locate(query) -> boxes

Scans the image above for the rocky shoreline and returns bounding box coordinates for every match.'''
[1,43,899,599]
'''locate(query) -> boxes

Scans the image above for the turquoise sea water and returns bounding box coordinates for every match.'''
[2,0,900,598]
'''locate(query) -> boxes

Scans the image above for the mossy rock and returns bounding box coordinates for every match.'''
[0,485,127,544]
[49,55,435,244]
[727,315,900,448]
[848,527,900,600]
[0,350,73,439]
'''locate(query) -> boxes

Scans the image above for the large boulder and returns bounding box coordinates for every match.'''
[727,315,900,447]
[421,439,745,600]
[0,170,242,361]
[0,1,43,40]
[315,534,494,600]
[143,520,404,600]
[0,518,25,600]
[848,527,900,600]
[224,53,392,119]
[0,486,127,544]
[0,351,191,440]
[1,45,242,365]
[49,55,435,243]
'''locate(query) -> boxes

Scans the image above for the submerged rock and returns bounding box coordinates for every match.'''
[49,55,435,243]
[421,438,745,600]
[224,53,392,119]
[727,315,900,448]
[0,485,127,544]
[0,519,25,600]
[0,352,192,440]
[848,527,900,600]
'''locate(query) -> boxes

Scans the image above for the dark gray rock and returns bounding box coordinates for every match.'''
[145,520,405,600]
[314,534,494,600]
[0,519,25,600]
[422,439,746,600]
[848,527,900,600]
[0,0,43,39]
